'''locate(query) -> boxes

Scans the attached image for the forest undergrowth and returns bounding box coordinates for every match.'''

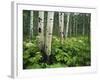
[23,36,91,69]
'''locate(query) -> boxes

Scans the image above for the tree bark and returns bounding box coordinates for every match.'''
[73,13,79,36]
[65,13,70,38]
[38,11,44,51]
[59,12,64,44]
[82,14,85,36]
[30,11,33,40]
[45,12,54,56]
[69,13,72,37]
[75,13,79,36]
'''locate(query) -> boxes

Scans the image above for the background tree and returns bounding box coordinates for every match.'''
[65,13,70,38]
[30,10,34,40]
[74,13,79,36]
[82,14,85,36]
[59,12,64,44]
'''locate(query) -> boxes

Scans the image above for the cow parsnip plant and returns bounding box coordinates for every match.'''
[23,36,90,69]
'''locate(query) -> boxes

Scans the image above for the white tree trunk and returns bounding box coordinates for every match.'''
[45,12,54,56]
[73,13,76,36]
[65,13,70,38]
[75,19,77,36]
[59,12,64,44]
[69,14,72,37]
[38,11,44,50]
[82,14,85,36]
[73,13,79,36]
[30,11,33,40]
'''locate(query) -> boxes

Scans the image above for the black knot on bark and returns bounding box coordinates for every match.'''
[50,18,53,20]
[38,17,42,22]
[60,32,64,34]
[38,27,41,33]
[49,33,52,35]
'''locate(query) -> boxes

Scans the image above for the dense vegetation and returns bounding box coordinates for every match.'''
[23,36,90,69]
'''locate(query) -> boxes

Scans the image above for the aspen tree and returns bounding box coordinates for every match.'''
[45,11,54,57]
[87,14,91,35]
[30,11,33,40]
[75,16,78,36]
[59,12,64,44]
[69,13,72,37]
[38,11,44,50]
[86,13,91,36]
[73,13,76,36]
[82,14,85,36]
[65,13,70,38]
[75,13,79,36]
[73,13,79,36]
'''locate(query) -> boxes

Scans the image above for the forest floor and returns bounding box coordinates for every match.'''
[23,36,91,69]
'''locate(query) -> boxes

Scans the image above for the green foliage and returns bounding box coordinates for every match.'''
[52,36,91,67]
[48,63,66,68]
[23,39,43,69]
[23,36,91,69]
